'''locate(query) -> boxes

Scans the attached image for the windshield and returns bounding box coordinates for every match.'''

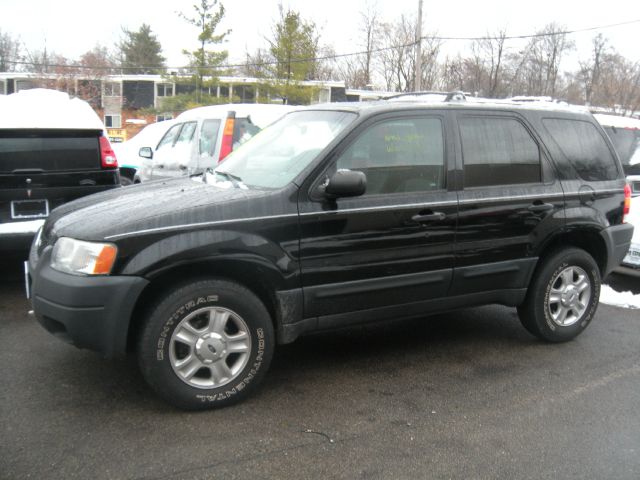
[214,110,356,189]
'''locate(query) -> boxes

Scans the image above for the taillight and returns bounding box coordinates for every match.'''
[218,114,235,162]
[100,135,118,169]
[623,183,631,223]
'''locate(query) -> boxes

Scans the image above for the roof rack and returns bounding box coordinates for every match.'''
[507,96,568,105]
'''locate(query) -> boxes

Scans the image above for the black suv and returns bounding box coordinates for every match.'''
[28,98,633,410]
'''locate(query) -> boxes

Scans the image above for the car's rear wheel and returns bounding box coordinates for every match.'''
[138,278,274,410]
[518,248,601,342]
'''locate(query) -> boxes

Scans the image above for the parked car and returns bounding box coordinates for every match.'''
[0,89,120,253]
[615,195,639,275]
[594,113,640,196]
[27,97,633,410]
[140,104,296,181]
[112,119,177,185]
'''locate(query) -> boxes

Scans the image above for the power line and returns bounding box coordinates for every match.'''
[3,18,639,72]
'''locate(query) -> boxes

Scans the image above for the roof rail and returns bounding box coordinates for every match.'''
[382,91,468,102]
[508,96,568,105]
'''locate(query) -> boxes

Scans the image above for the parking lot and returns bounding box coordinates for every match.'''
[0,256,638,479]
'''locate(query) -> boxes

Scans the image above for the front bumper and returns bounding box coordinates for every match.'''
[29,247,149,357]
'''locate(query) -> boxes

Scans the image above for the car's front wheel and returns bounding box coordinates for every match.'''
[518,248,601,342]
[138,279,274,410]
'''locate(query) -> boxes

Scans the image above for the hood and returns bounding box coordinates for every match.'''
[44,176,281,243]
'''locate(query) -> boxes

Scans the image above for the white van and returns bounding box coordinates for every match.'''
[142,104,297,181]
[594,114,640,196]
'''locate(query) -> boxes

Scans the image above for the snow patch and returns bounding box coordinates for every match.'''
[0,219,44,235]
[600,284,640,309]
[0,88,104,130]
[594,114,640,130]
[176,103,298,127]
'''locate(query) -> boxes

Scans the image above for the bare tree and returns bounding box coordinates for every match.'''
[377,15,415,92]
[474,30,508,97]
[0,29,21,72]
[239,48,271,77]
[540,23,573,96]
[418,35,442,91]
[514,23,574,97]
[579,34,608,105]
[439,54,466,92]
[359,0,379,87]
[376,14,440,93]
[79,44,117,76]
[23,47,74,75]
[334,1,380,89]
[595,53,640,114]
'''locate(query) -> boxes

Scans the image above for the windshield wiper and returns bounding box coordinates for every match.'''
[214,169,243,188]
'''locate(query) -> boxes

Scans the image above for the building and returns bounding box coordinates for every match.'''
[0,72,387,142]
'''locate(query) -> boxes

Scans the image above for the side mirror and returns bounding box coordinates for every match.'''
[324,170,366,199]
[139,147,153,159]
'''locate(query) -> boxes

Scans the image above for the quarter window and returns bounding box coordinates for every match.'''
[460,117,541,188]
[199,119,221,156]
[336,117,445,195]
[543,118,619,181]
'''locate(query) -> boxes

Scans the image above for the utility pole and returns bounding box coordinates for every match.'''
[415,0,423,92]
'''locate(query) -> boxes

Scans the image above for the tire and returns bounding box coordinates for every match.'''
[138,279,275,410]
[517,248,601,342]
[120,176,134,186]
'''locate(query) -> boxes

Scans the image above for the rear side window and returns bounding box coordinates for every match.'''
[199,119,221,156]
[459,117,541,188]
[336,116,445,195]
[543,118,619,181]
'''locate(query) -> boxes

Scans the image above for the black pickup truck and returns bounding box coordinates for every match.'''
[0,90,121,252]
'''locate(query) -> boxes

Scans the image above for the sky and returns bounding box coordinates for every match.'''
[2,0,639,78]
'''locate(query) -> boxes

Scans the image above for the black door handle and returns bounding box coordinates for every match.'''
[528,202,554,212]
[412,211,446,222]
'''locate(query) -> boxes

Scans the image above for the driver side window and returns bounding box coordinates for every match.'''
[336,117,445,195]
[156,124,182,151]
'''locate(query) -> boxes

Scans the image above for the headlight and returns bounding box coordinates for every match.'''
[51,237,118,275]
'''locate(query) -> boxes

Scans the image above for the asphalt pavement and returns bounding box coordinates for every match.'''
[1,255,639,480]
